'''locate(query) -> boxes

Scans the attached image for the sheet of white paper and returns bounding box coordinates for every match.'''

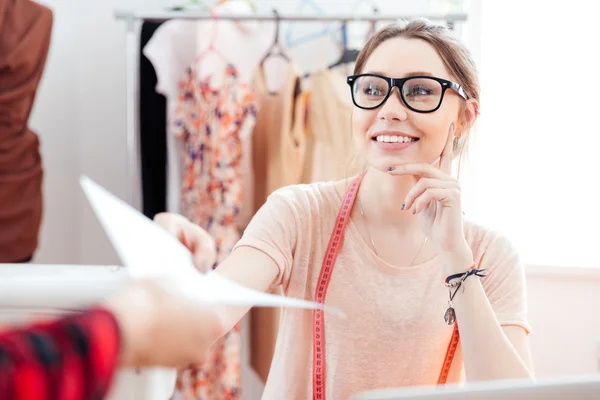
[80,176,343,317]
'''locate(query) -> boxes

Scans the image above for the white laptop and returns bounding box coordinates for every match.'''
[349,374,600,400]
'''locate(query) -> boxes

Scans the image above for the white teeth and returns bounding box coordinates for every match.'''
[375,135,416,143]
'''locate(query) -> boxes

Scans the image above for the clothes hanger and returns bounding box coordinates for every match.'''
[259,10,291,65]
[299,1,377,78]
[300,22,358,79]
[327,22,360,70]
[351,0,380,37]
[351,0,380,15]
[196,8,228,63]
[284,0,339,49]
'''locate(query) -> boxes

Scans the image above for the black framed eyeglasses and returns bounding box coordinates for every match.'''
[346,74,468,113]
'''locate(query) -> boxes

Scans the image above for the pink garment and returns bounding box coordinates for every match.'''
[173,62,256,400]
[233,179,531,400]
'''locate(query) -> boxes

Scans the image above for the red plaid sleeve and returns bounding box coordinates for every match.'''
[0,306,121,400]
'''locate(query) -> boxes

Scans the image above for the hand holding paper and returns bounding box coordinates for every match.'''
[80,176,343,317]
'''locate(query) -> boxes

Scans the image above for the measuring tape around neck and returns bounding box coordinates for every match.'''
[312,174,460,399]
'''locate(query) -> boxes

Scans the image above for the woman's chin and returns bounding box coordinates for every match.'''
[367,151,440,172]
[368,157,416,172]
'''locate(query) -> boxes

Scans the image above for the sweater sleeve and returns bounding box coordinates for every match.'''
[0,306,122,400]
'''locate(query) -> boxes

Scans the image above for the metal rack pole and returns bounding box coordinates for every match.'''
[115,10,467,23]
[123,15,138,207]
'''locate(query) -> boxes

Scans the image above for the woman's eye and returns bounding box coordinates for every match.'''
[363,84,385,96]
[407,86,433,96]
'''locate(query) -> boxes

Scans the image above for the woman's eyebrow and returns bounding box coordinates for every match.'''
[405,71,434,77]
[361,71,435,77]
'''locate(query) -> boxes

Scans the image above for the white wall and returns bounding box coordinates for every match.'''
[527,267,600,378]
[460,0,600,269]
[32,0,159,265]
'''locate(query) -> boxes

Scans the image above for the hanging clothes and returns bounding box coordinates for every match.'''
[143,20,200,216]
[172,62,257,400]
[247,62,309,384]
[0,0,52,263]
[139,21,168,219]
[143,0,272,229]
[250,63,306,211]
[303,69,363,183]
[282,88,310,188]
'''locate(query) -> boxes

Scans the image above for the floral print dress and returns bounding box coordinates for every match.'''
[171,61,257,400]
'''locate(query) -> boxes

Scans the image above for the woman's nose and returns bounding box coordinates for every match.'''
[377,87,409,122]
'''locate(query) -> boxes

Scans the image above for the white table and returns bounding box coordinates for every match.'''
[0,263,176,400]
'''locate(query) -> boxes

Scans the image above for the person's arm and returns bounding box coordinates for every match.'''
[445,236,534,382]
[154,190,299,341]
[389,131,534,382]
[0,276,232,399]
[210,247,282,334]
[0,307,121,400]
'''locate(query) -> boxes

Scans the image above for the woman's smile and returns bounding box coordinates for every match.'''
[370,130,420,152]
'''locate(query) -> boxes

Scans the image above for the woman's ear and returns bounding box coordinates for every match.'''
[453,99,478,155]
[454,99,479,138]
[462,99,479,133]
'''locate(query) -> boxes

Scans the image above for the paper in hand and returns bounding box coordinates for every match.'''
[80,176,343,317]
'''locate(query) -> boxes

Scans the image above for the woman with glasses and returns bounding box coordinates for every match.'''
[155,18,534,399]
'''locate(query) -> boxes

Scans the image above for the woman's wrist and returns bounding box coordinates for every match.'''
[440,242,474,277]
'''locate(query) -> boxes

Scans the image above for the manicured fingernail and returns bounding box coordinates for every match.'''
[387,166,395,171]
[412,208,416,215]
[401,203,405,210]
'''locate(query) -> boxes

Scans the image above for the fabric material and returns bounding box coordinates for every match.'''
[304,69,362,183]
[142,20,196,215]
[0,0,52,263]
[172,63,257,400]
[0,307,121,400]
[14,255,33,263]
[139,21,168,219]
[143,0,271,225]
[233,180,531,400]
[250,63,305,212]
[248,63,308,383]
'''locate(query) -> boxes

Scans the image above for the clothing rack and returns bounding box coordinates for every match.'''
[116,10,468,23]
[115,9,468,207]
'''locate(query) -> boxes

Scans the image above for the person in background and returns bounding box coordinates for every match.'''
[0,0,52,263]
[0,277,226,400]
